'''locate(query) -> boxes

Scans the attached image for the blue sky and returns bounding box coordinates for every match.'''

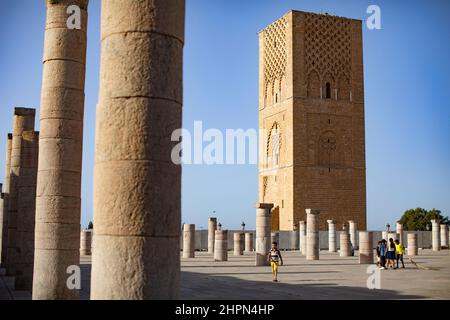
[0,0,449,231]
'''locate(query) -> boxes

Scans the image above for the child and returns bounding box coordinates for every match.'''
[394,239,405,268]
[267,242,283,282]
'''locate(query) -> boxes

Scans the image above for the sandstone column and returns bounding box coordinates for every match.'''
[233,232,244,256]
[91,0,185,300]
[6,108,35,276]
[340,224,351,257]
[214,230,228,261]
[15,131,39,290]
[245,232,254,252]
[358,231,373,264]
[327,219,336,252]
[182,224,195,258]
[33,0,88,300]
[348,220,358,249]
[80,230,92,256]
[255,203,273,266]
[208,217,217,254]
[306,209,320,260]
[299,221,306,255]
[0,134,12,266]
[431,220,440,251]
[396,222,404,245]
[440,224,448,248]
[407,232,418,256]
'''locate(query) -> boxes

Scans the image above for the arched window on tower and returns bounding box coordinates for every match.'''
[325,82,331,99]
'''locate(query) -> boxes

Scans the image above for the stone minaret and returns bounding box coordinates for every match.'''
[258,11,366,231]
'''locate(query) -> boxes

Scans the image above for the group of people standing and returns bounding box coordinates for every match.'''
[376,238,405,269]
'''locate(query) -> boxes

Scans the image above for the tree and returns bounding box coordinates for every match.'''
[399,208,448,231]
[87,221,93,230]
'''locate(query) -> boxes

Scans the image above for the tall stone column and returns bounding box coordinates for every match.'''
[340,224,351,257]
[91,0,185,300]
[214,230,228,261]
[233,232,244,256]
[396,222,404,245]
[327,220,336,252]
[358,231,373,264]
[431,219,440,251]
[207,217,217,254]
[33,0,88,300]
[182,224,195,258]
[15,131,39,290]
[306,209,320,260]
[348,220,358,249]
[244,232,254,252]
[440,224,448,248]
[255,203,272,266]
[6,108,35,276]
[80,230,92,256]
[0,134,12,266]
[299,221,306,255]
[407,232,418,256]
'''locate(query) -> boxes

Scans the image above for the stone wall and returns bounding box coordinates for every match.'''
[181,230,434,251]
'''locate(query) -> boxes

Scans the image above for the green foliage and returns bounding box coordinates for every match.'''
[87,221,93,230]
[399,208,448,231]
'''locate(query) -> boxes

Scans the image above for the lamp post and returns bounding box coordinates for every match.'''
[241,222,246,231]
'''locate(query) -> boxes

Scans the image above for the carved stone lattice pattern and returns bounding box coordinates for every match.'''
[263,16,287,99]
[305,14,352,81]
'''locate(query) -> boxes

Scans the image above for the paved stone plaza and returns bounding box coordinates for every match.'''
[1,249,449,300]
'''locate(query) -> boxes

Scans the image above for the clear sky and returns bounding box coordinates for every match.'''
[0,0,449,231]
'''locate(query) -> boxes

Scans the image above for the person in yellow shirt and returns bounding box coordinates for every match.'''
[394,239,405,269]
[267,242,283,282]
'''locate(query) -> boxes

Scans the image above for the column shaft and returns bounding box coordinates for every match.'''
[255,203,272,266]
[233,232,244,255]
[15,131,39,290]
[0,134,12,266]
[340,227,351,257]
[244,232,254,252]
[327,220,336,252]
[306,209,320,260]
[358,231,373,264]
[207,217,217,254]
[214,230,228,261]
[6,108,35,276]
[182,224,195,258]
[91,0,185,299]
[407,233,418,256]
[440,224,448,248]
[348,220,358,249]
[80,230,92,256]
[299,221,306,255]
[431,220,440,251]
